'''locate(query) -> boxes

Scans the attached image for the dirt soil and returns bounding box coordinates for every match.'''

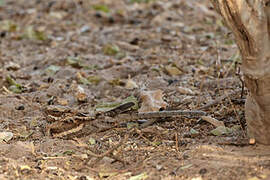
[0,0,270,179]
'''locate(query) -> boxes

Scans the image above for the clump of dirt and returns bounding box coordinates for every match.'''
[0,0,269,179]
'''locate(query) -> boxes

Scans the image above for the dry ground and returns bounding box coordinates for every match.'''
[0,0,270,179]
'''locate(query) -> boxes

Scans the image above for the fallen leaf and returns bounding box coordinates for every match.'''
[164,65,183,76]
[20,165,31,171]
[0,131,13,142]
[79,25,91,33]
[76,72,91,85]
[177,87,195,95]
[139,90,167,112]
[0,20,17,32]
[45,65,61,76]
[125,78,138,89]
[62,150,74,156]
[108,78,125,86]
[128,172,148,180]
[210,126,232,136]
[66,56,84,68]
[103,44,120,56]
[23,26,47,41]
[247,177,260,180]
[190,128,200,137]
[49,11,66,19]
[88,138,96,145]
[127,122,139,129]
[151,141,161,146]
[87,75,102,85]
[17,126,33,139]
[201,116,225,127]
[191,177,202,180]
[102,43,126,59]
[9,85,22,93]
[99,171,118,178]
[179,164,193,170]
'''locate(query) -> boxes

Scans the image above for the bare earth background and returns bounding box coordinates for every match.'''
[0,0,270,179]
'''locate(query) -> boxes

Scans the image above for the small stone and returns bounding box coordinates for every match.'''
[16,105,25,110]
[156,164,163,171]
[199,168,207,175]
[5,62,21,71]
[249,138,256,145]
[76,86,88,103]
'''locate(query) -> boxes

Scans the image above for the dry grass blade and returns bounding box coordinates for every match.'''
[86,134,129,158]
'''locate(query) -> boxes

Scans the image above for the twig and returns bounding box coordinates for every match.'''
[175,132,179,152]
[121,110,206,120]
[139,119,157,129]
[198,90,241,110]
[86,134,129,158]
[85,134,129,167]
[224,91,246,136]
[2,86,12,94]
[118,110,206,129]
[235,63,245,98]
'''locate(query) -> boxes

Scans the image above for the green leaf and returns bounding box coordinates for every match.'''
[95,95,139,112]
[108,78,125,86]
[6,75,23,93]
[62,150,74,156]
[92,4,110,13]
[9,85,22,93]
[122,95,139,110]
[66,56,84,68]
[102,43,126,59]
[87,76,102,85]
[79,76,91,85]
[190,128,199,137]
[103,44,120,56]
[127,122,139,129]
[88,138,96,145]
[0,20,17,32]
[23,26,47,41]
[95,102,122,112]
[151,141,161,146]
[210,126,232,136]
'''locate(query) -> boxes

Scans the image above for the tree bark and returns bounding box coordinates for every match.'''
[210,0,270,144]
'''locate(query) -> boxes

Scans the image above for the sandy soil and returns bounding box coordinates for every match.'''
[0,0,270,179]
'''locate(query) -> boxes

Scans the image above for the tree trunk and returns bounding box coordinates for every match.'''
[210,0,270,144]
